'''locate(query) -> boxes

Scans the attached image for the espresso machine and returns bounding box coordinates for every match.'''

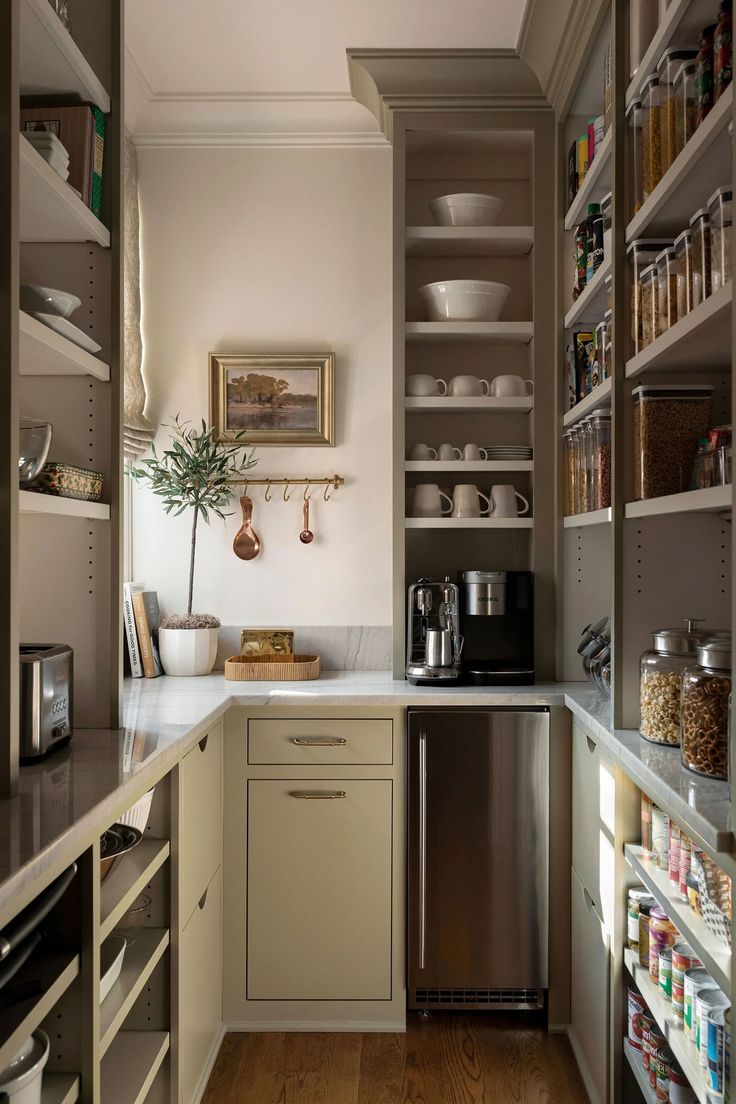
[406,578,463,685]
[458,570,534,685]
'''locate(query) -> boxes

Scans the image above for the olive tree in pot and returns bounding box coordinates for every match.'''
[130,417,256,676]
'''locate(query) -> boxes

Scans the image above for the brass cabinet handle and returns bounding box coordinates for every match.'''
[290,737,347,747]
[289,790,347,800]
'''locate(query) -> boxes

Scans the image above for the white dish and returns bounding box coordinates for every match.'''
[0,1030,49,1103]
[118,788,155,834]
[429,192,504,227]
[100,934,127,1003]
[30,312,101,354]
[419,280,511,322]
[20,284,81,319]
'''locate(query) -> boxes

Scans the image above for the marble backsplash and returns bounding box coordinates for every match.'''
[215,625,392,670]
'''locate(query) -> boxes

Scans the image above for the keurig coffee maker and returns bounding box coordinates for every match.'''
[459,570,534,684]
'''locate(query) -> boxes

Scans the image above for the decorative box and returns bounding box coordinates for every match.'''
[34,461,104,502]
[239,628,294,657]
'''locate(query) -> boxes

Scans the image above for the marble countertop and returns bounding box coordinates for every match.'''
[0,671,730,920]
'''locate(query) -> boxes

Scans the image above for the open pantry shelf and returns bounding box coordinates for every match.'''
[564,128,612,231]
[563,508,612,528]
[20,0,110,111]
[625,484,732,519]
[625,283,732,378]
[624,949,709,1104]
[100,840,170,940]
[101,1031,170,1104]
[0,952,79,1071]
[20,311,110,380]
[405,226,534,255]
[626,85,733,240]
[563,378,612,427]
[405,322,533,345]
[623,1039,655,1103]
[41,1074,81,1104]
[626,0,730,103]
[405,517,534,529]
[625,844,730,994]
[20,490,110,521]
[564,256,611,329]
[406,396,533,415]
[19,134,110,246]
[405,460,534,472]
[100,928,170,1056]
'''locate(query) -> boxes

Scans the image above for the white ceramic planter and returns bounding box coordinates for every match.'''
[159,627,218,676]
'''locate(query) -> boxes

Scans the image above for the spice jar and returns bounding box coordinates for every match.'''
[715,1,733,102]
[640,263,659,347]
[640,620,706,744]
[681,636,732,779]
[695,24,717,128]
[632,384,713,499]
[589,409,612,510]
[674,60,697,157]
[708,185,732,292]
[674,229,694,318]
[642,74,663,198]
[628,239,671,353]
[690,207,712,306]
[656,245,678,331]
[649,906,677,981]
[629,888,656,951]
[657,48,697,172]
[627,98,645,214]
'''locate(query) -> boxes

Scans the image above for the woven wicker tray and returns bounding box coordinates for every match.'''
[224,654,321,681]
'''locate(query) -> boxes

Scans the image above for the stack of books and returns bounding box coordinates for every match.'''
[123,583,163,679]
[21,97,105,218]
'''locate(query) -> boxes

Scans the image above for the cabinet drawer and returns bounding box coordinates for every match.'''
[570,868,609,1104]
[247,717,393,765]
[180,867,222,1104]
[247,779,392,1000]
[572,723,615,930]
[180,723,222,925]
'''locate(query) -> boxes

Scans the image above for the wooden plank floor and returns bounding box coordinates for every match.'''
[202,1013,589,1103]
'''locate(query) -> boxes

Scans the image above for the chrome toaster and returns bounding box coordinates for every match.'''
[19,644,73,761]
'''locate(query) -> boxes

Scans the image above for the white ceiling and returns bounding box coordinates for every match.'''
[125,0,530,143]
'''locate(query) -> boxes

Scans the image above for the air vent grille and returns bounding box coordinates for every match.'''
[413,987,544,1011]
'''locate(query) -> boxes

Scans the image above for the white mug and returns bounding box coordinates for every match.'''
[413,483,453,518]
[490,375,534,397]
[462,444,488,461]
[488,484,530,518]
[438,443,462,460]
[410,443,438,461]
[406,374,447,397]
[452,484,491,518]
[449,374,490,397]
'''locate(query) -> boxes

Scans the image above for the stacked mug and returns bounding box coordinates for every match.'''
[411,483,529,519]
[406,373,533,397]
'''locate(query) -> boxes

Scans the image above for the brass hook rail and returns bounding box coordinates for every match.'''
[227,475,345,501]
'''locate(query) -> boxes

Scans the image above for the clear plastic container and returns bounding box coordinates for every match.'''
[690,207,712,306]
[657,48,697,172]
[629,239,672,353]
[640,621,706,745]
[627,98,644,214]
[570,424,582,514]
[642,74,663,199]
[564,429,576,516]
[640,263,659,348]
[708,185,732,292]
[674,229,694,318]
[656,246,678,331]
[714,1,733,103]
[681,637,732,779]
[695,25,717,128]
[632,384,713,499]
[578,418,592,514]
[589,409,612,510]
[674,61,697,158]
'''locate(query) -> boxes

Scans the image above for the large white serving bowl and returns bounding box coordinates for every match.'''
[429,192,504,227]
[419,280,511,322]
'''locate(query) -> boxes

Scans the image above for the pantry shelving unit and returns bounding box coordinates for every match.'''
[563,255,611,328]
[404,321,534,344]
[0,0,124,794]
[624,282,732,377]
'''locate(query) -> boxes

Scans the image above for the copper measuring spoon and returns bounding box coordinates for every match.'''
[299,499,314,544]
[233,495,261,560]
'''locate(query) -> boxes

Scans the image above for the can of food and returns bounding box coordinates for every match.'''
[642,1012,657,1070]
[684,967,714,1041]
[698,988,729,1065]
[669,1060,697,1103]
[669,821,681,884]
[629,889,656,951]
[649,1031,666,1089]
[686,870,701,914]
[652,807,670,869]
[655,1048,672,1102]
[708,1007,728,1091]
[679,833,691,897]
[725,1007,731,1103]
[642,792,654,852]
[628,985,647,1050]
[649,906,677,982]
[659,947,673,997]
[672,943,702,1023]
[639,898,657,967]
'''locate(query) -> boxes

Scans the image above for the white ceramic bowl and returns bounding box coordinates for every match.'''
[100,935,127,1003]
[118,788,155,834]
[428,192,504,227]
[20,285,81,319]
[419,280,511,322]
[0,1031,49,1104]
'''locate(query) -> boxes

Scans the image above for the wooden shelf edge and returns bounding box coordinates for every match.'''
[405,460,534,472]
[563,508,612,528]
[624,485,732,519]
[19,490,110,520]
[624,284,733,378]
[564,256,612,329]
[20,311,110,380]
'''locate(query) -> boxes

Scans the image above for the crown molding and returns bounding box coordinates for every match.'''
[544,0,609,115]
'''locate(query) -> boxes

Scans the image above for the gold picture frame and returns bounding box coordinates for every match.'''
[209,352,335,446]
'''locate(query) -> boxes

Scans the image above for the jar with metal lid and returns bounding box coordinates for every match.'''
[628,887,656,950]
[639,896,657,965]
[656,245,678,331]
[657,48,697,172]
[627,98,645,213]
[640,620,706,744]
[642,74,663,198]
[695,24,717,128]
[691,207,712,306]
[674,229,694,318]
[708,185,732,292]
[629,239,672,352]
[681,636,732,779]
[674,60,697,157]
[640,263,659,347]
[589,408,612,510]
[715,1,733,102]
[649,906,677,981]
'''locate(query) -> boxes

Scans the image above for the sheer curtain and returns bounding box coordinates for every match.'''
[123,136,154,461]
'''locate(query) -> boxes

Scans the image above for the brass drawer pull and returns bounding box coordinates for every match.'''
[289,790,347,800]
[290,737,347,747]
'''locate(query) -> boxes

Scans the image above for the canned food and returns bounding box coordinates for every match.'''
[652,807,670,869]
[628,985,647,1050]
[649,906,677,981]
[629,889,657,951]
[642,1012,657,1070]
[655,1048,672,1102]
[672,943,702,1023]
[684,967,715,1041]
[659,947,673,997]
[640,898,657,966]
[669,822,681,884]
[679,834,691,897]
[686,870,701,914]
[708,1007,728,1092]
[649,1031,666,1089]
[697,988,729,1065]
[669,1060,697,1103]
[725,1006,731,1104]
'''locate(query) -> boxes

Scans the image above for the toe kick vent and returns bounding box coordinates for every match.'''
[412,987,544,1011]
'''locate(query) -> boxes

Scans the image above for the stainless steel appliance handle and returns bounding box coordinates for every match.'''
[290,737,347,747]
[289,790,347,800]
[418,729,427,970]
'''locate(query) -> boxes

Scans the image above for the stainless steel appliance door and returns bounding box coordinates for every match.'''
[408,708,549,991]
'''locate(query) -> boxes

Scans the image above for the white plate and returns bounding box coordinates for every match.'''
[100,935,127,1003]
[30,312,101,354]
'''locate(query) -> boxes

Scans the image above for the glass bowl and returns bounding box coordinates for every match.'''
[18,418,52,487]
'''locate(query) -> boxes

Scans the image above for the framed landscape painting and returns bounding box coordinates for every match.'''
[209,352,335,446]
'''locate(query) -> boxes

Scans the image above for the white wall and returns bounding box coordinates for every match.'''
[133,145,393,625]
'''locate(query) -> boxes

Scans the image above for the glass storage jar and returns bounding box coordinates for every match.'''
[674,60,697,157]
[657,48,697,172]
[714,1,733,102]
[695,24,717,128]
[642,74,663,199]
[629,888,657,951]
[629,239,672,353]
[649,906,677,981]
[640,263,659,347]
[708,185,732,292]
[656,246,678,331]
[690,207,712,306]
[674,229,694,318]
[627,98,645,214]
[681,636,732,779]
[578,417,593,514]
[640,620,706,744]
[589,408,612,510]
[632,384,713,499]
[563,429,576,516]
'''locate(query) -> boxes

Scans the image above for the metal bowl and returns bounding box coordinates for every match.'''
[100,824,142,884]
